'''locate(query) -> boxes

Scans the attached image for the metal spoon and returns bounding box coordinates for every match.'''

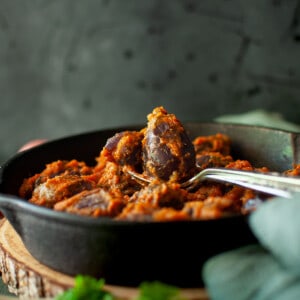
[127,168,300,198]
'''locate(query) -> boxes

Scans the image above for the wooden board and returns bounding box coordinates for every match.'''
[0,219,209,299]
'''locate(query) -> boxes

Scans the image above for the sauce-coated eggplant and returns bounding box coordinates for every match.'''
[142,107,196,181]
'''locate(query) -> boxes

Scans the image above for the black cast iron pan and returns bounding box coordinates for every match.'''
[0,122,299,288]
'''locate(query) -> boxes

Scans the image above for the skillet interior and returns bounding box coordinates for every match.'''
[0,122,299,288]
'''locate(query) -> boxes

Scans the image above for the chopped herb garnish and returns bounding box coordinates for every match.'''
[56,275,116,300]
[56,276,188,300]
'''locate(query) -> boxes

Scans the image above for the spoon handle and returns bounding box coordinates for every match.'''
[199,168,300,198]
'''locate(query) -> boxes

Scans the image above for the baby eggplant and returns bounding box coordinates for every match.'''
[142,107,196,181]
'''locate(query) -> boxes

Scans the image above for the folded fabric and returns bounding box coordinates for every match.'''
[203,245,300,300]
[250,195,300,274]
[215,109,300,132]
[202,194,300,300]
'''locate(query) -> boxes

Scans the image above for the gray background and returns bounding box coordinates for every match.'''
[1,0,300,164]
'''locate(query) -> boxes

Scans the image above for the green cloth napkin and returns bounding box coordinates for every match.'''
[215,109,300,132]
[203,196,300,300]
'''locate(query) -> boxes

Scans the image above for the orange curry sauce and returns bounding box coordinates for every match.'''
[19,107,300,221]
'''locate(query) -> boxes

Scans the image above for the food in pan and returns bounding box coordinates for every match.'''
[18,106,300,221]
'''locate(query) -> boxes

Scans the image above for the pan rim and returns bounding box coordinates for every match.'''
[0,121,298,227]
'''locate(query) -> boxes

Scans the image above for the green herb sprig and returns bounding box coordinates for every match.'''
[56,276,115,300]
[56,275,187,300]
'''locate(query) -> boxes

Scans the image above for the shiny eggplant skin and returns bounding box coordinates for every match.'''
[104,130,143,167]
[0,123,299,288]
[143,107,196,181]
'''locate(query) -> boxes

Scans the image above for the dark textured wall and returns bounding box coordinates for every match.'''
[1,0,300,163]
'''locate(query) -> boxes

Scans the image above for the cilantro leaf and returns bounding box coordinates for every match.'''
[56,276,188,300]
[56,275,116,300]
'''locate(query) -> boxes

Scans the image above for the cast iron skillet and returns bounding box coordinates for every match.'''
[0,122,299,288]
